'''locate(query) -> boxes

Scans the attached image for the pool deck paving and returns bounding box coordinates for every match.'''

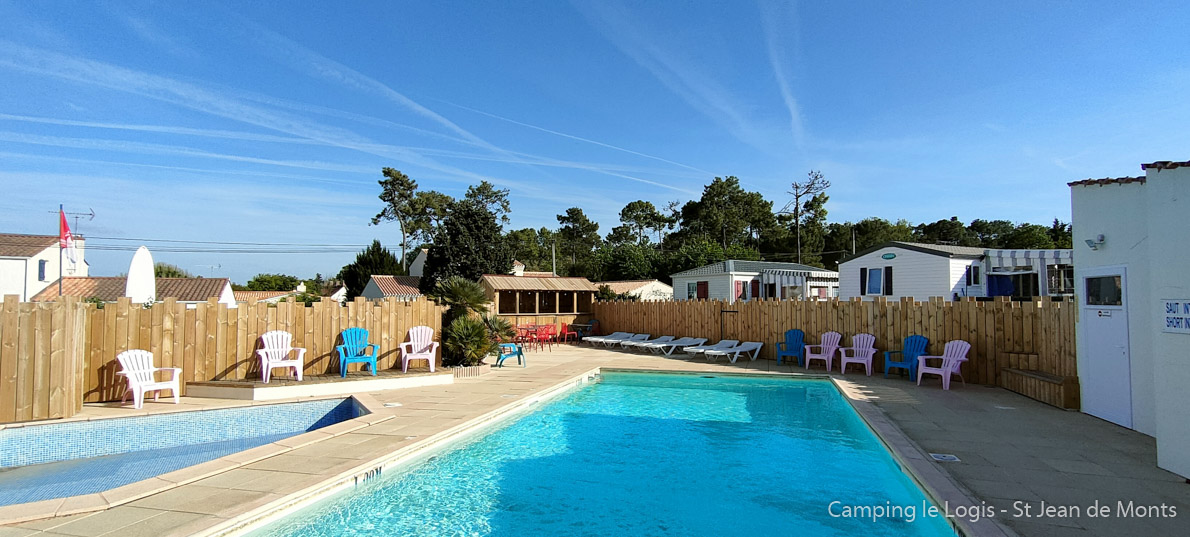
[2,345,1186,537]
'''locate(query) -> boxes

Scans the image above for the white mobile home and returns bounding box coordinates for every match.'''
[1069,161,1190,479]
[671,260,839,303]
[0,233,87,301]
[839,242,1073,301]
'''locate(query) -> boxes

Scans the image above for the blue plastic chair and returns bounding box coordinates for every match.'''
[884,335,929,378]
[335,328,378,377]
[575,319,600,341]
[496,343,525,367]
[775,329,805,365]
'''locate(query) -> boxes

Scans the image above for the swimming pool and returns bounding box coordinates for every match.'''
[0,398,361,506]
[249,372,957,536]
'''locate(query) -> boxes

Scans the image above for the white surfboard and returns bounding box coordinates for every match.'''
[125,246,155,303]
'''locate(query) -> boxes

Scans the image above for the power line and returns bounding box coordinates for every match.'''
[84,236,371,247]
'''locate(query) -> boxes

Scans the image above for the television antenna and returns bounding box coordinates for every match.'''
[47,208,96,234]
[200,264,221,277]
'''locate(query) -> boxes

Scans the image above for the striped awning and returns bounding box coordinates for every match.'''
[985,249,1073,296]
[986,249,1073,271]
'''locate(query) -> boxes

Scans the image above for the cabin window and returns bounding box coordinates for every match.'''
[687,282,697,299]
[38,260,47,281]
[765,283,777,299]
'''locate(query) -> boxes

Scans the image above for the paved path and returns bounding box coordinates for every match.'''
[3,345,1186,536]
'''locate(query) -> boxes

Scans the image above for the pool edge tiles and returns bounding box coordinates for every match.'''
[828,376,1014,537]
[0,396,388,526]
[203,368,604,537]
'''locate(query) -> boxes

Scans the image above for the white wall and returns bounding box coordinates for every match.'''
[0,258,28,300]
[839,247,954,301]
[672,274,733,302]
[0,241,86,301]
[949,258,982,298]
[1141,166,1190,477]
[1071,181,1155,437]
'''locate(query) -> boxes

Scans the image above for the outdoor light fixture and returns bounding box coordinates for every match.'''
[1085,234,1105,250]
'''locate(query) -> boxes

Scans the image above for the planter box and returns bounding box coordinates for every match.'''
[452,364,493,379]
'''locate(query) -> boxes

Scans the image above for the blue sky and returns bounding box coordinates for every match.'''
[2,1,1188,282]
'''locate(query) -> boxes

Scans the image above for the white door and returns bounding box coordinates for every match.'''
[1080,266,1131,428]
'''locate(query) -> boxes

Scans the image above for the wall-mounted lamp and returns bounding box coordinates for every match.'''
[1084,234,1105,250]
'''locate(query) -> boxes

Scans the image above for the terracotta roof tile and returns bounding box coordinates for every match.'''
[370,275,422,297]
[233,290,292,302]
[0,233,60,258]
[1067,176,1146,187]
[30,277,124,301]
[31,277,229,302]
[1141,160,1190,170]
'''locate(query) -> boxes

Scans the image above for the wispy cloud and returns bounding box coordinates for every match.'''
[434,99,714,176]
[0,113,319,145]
[759,0,806,152]
[0,131,376,173]
[574,1,771,151]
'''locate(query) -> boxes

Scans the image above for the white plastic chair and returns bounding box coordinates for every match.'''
[256,330,306,383]
[917,340,972,390]
[838,333,877,375]
[400,325,439,373]
[704,341,764,363]
[116,350,181,409]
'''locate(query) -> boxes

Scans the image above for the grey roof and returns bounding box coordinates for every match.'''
[843,241,985,263]
[671,260,836,278]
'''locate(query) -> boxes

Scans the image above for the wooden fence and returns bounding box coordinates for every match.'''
[0,296,87,423]
[592,297,1077,390]
[0,296,446,421]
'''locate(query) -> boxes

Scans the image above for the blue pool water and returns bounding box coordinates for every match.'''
[252,373,957,537]
[0,398,360,506]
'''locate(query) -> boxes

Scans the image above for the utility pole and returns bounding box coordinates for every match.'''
[551,242,557,276]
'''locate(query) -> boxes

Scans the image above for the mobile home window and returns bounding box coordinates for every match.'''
[38,260,47,281]
[965,265,981,285]
[687,282,697,299]
[860,267,893,296]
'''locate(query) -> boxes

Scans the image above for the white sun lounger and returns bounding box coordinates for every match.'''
[585,332,633,345]
[607,333,650,347]
[644,337,707,355]
[683,340,739,357]
[621,335,673,350]
[704,341,764,364]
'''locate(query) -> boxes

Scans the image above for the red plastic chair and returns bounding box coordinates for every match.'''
[536,325,556,351]
[559,323,579,343]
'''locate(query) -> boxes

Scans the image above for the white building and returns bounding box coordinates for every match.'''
[671,260,839,303]
[0,233,87,301]
[597,279,674,301]
[838,242,1073,301]
[1069,160,1190,479]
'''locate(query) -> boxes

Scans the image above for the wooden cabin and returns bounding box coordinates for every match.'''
[479,274,597,327]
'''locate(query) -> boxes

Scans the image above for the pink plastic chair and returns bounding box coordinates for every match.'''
[839,333,877,376]
[917,340,971,390]
[536,325,556,352]
[400,325,439,372]
[559,323,579,343]
[805,331,842,371]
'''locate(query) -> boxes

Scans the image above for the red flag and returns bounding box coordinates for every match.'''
[59,208,77,264]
